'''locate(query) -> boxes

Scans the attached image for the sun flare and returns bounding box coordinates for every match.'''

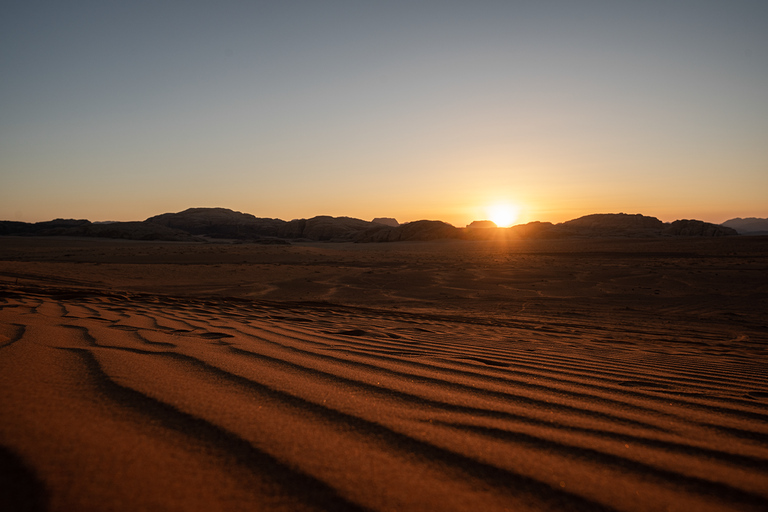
[486,203,519,228]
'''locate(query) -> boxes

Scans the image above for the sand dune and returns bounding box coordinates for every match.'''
[1,237,767,511]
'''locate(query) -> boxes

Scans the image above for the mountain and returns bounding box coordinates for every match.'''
[371,217,399,227]
[558,214,735,238]
[467,220,497,229]
[356,220,461,242]
[0,218,91,236]
[145,208,385,241]
[560,213,665,237]
[1,209,745,242]
[507,221,559,238]
[145,207,285,238]
[0,218,197,241]
[722,217,768,235]
[462,214,737,240]
[663,220,737,237]
[280,216,378,241]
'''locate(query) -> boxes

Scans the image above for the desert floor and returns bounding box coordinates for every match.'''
[1,235,767,511]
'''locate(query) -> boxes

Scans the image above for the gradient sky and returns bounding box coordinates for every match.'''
[2,1,767,226]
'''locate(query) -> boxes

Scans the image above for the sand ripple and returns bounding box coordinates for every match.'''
[1,288,767,511]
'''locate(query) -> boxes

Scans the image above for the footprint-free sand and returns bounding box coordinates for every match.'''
[1,236,767,511]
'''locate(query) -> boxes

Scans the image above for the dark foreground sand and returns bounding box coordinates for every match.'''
[1,236,767,511]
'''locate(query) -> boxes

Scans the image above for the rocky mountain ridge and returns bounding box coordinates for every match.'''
[721,217,768,235]
[0,209,743,242]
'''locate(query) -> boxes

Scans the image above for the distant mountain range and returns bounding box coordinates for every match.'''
[0,208,754,243]
[721,217,768,235]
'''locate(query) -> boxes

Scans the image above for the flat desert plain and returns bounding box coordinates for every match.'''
[1,235,767,512]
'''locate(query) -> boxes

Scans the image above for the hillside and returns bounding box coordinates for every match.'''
[1,209,742,242]
[722,217,768,235]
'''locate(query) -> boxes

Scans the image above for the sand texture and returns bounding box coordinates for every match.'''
[1,236,767,511]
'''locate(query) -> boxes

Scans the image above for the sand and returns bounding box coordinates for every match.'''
[1,236,767,511]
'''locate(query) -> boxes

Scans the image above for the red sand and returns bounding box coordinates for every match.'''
[1,236,767,511]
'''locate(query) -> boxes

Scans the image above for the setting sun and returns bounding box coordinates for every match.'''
[486,203,519,228]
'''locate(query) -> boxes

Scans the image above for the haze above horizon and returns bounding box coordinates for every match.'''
[2,1,766,226]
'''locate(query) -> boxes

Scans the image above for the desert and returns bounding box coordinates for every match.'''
[5,2,768,510]
[1,233,767,511]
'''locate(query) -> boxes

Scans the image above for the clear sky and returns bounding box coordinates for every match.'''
[2,1,766,227]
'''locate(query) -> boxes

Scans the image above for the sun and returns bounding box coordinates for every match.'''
[486,203,519,228]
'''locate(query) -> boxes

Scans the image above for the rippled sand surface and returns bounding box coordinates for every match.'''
[1,236,767,511]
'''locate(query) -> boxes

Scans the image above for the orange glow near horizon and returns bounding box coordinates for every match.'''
[485,203,520,228]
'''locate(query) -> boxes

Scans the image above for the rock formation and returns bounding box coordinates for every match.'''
[280,216,377,241]
[1,209,750,242]
[356,220,461,242]
[372,217,399,227]
[722,217,768,235]
[466,220,497,229]
[145,207,285,238]
[560,213,664,236]
[663,220,737,237]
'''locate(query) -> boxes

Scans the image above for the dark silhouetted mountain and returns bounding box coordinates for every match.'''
[76,222,200,241]
[508,221,559,238]
[34,219,92,236]
[145,207,285,239]
[357,220,461,242]
[0,218,197,241]
[555,214,736,238]
[663,220,737,237]
[462,221,565,241]
[722,217,768,235]
[146,209,382,241]
[0,220,39,236]
[1,208,751,242]
[560,213,664,236]
[0,218,90,236]
[372,217,399,227]
[279,216,378,241]
[397,220,461,241]
[466,220,497,229]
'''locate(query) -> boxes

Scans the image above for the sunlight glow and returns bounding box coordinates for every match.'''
[486,203,519,228]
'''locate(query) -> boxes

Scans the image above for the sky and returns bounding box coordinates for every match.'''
[1,1,767,227]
